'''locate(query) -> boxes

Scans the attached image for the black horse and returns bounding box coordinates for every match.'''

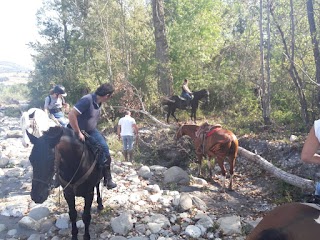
[162,89,209,123]
[27,126,104,240]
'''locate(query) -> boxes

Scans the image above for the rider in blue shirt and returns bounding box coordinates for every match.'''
[68,83,117,189]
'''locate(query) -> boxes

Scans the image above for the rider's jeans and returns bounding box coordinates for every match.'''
[315,182,320,196]
[89,129,111,165]
[53,111,69,127]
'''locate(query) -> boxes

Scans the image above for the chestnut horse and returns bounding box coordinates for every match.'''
[27,126,104,240]
[176,123,238,190]
[246,202,320,240]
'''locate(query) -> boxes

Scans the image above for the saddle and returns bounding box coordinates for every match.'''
[195,123,226,155]
[81,131,105,166]
[195,122,222,139]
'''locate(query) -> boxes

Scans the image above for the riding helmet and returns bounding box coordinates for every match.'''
[53,85,67,96]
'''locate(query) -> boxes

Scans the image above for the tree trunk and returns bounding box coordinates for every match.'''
[259,0,271,125]
[264,0,271,125]
[238,147,314,191]
[271,4,309,125]
[151,0,173,96]
[306,0,320,108]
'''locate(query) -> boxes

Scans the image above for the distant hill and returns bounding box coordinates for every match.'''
[0,61,31,73]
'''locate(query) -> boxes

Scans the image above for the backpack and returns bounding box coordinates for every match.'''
[48,95,65,105]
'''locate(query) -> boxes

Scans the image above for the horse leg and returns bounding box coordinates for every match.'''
[95,184,104,211]
[207,157,212,178]
[171,109,179,122]
[191,108,196,123]
[228,154,237,191]
[216,157,227,191]
[166,111,170,124]
[196,154,203,177]
[83,191,94,240]
[64,192,78,240]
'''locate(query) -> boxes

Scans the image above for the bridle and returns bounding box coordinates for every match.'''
[32,178,51,188]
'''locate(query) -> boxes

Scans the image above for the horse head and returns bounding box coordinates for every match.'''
[175,124,199,141]
[27,126,64,203]
[200,89,210,105]
[20,108,55,148]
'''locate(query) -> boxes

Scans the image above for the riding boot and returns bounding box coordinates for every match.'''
[128,150,133,162]
[123,150,128,161]
[103,155,117,189]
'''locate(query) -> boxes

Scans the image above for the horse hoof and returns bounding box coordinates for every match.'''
[97,204,104,211]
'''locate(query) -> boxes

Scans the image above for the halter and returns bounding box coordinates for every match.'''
[32,177,50,188]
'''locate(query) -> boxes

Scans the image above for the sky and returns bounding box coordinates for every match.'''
[0,0,43,69]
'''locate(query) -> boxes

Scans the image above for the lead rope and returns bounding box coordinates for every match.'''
[62,142,86,191]
[55,141,86,205]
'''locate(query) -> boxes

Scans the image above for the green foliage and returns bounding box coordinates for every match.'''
[3,107,21,118]
[0,84,29,103]
[273,180,303,204]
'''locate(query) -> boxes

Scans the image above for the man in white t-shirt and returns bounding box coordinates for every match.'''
[117,110,138,161]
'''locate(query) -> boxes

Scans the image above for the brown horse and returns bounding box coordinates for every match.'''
[176,123,238,190]
[246,202,320,240]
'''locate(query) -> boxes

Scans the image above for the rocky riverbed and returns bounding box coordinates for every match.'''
[0,104,317,240]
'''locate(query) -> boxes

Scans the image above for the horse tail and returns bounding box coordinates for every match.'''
[228,133,239,158]
[161,96,175,105]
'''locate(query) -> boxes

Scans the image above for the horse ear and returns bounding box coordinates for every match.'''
[26,130,38,144]
[47,127,64,148]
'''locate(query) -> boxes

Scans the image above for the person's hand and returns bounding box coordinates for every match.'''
[77,131,85,142]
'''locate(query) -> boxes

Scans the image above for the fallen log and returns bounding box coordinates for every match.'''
[238,146,314,192]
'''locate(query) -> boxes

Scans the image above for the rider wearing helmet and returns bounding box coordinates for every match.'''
[44,85,69,127]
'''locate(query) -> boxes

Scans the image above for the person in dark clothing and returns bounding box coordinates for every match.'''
[68,83,117,189]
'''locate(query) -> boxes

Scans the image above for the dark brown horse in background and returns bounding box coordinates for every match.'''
[176,123,238,190]
[27,126,104,240]
[246,202,320,240]
[162,89,209,123]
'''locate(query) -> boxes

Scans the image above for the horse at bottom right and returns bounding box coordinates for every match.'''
[246,202,320,240]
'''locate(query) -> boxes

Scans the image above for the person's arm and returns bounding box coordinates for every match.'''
[301,125,320,164]
[133,124,138,135]
[68,108,85,141]
[61,96,70,113]
[44,97,49,115]
[183,84,192,94]
[117,125,121,140]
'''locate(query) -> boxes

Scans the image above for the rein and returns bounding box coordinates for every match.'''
[58,141,98,194]
[32,178,50,188]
